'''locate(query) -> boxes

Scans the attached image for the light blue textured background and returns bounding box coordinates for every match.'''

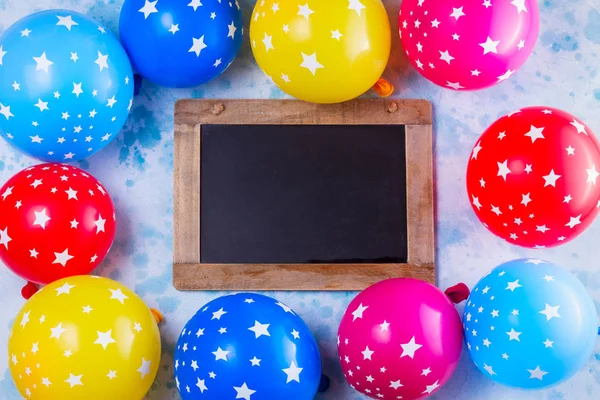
[1,0,600,399]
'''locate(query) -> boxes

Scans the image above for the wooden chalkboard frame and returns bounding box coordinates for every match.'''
[173,99,434,291]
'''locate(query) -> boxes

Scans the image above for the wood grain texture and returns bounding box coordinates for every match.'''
[405,124,435,266]
[173,99,434,291]
[174,98,432,126]
[173,123,201,264]
[173,263,434,291]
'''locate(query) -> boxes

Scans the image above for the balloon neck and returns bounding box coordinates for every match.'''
[445,283,470,304]
[372,78,394,98]
[21,281,39,300]
[318,374,330,392]
[133,73,143,97]
[150,308,164,325]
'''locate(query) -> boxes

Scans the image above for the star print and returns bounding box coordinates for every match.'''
[1,186,13,200]
[65,373,83,387]
[389,379,403,389]
[297,4,315,19]
[528,366,548,380]
[472,142,482,159]
[233,383,256,400]
[506,280,522,291]
[379,320,390,331]
[524,125,545,143]
[352,303,368,321]
[421,367,432,376]
[50,323,67,339]
[137,357,151,378]
[543,338,554,348]
[82,305,92,314]
[565,214,582,228]
[431,19,440,28]
[34,98,49,112]
[209,372,216,379]
[109,288,128,304]
[543,275,554,282]
[300,52,324,75]
[169,24,179,34]
[190,360,199,371]
[195,377,208,393]
[542,169,561,187]
[53,249,74,267]
[490,205,502,216]
[95,51,109,71]
[226,21,237,39]
[94,330,116,349]
[362,346,374,360]
[506,328,522,341]
[189,36,208,56]
[291,329,300,339]
[490,309,499,317]
[0,103,14,120]
[139,0,158,19]
[70,52,79,62]
[106,96,117,108]
[439,50,454,64]
[65,188,78,200]
[452,33,460,40]
[511,0,528,13]
[447,81,464,90]
[566,146,575,155]
[518,40,525,50]
[571,119,587,135]
[0,227,12,250]
[107,370,116,380]
[483,338,491,347]
[212,347,229,361]
[480,36,500,54]
[213,59,222,67]
[42,377,51,387]
[30,135,43,144]
[12,81,20,91]
[586,165,599,184]
[331,29,343,40]
[33,52,53,73]
[348,0,366,16]
[450,7,465,20]
[248,320,271,338]
[250,356,261,366]
[56,15,79,30]
[29,248,39,258]
[497,69,515,82]
[483,364,496,376]
[422,380,440,394]
[497,160,511,180]
[282,361,303,383]
[400,336,422,358]
[33,208,51,229]
[262,33,274,52]
[212,308,227,320]
[539,304,561,321]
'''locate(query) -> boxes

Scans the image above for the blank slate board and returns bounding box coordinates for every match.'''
[174,99,434,291]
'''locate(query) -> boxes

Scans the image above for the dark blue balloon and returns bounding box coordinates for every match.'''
[119,0,243,88]
[174,293,322,399]
[0,10,133,162]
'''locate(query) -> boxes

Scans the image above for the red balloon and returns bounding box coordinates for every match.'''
[466,107,600,248]
[337,279,465,400]
[0,163,115,284]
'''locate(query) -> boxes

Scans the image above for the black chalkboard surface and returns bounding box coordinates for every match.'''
[200,124,408,264]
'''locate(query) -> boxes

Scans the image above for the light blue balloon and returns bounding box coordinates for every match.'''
[0,10,133,162]
[464,258,598,389]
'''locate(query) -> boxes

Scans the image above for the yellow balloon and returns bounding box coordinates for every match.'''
[8,276,161,400]
[250,0,391,103]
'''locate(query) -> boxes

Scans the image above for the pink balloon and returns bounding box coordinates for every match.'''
[337,279,466,400]
[399,0,539,91]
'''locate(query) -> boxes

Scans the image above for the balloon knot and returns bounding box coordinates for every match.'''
[133,73,143,97]
[150,308,164,325]
[318,374,330,392]
[21,281,39,300]
[373,78,394,98]
[445,283,470,304]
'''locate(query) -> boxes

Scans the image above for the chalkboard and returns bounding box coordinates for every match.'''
[200,124,408,264]
[173,99,433,291]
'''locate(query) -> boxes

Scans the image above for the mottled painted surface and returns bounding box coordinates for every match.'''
[1,1,600,399]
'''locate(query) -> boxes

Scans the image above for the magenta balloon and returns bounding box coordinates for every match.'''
[338,278,463,400]
[399,0,540,91]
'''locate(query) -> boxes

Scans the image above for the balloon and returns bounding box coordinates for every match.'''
[119,0,243,88]
[466,107,600,248]
[174,293,322,399]
[0,10,134,162]
[8,275,162,399]
[338,278,466,400]
[399,0,539,91]
[250,0,391,103]
[464,258,598,388]
[0,163,115,286]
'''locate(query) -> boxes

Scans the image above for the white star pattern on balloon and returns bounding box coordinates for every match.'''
[139,0,159,19]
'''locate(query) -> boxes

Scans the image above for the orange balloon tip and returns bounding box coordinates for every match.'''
[373,78,394,98]
[150,308,165,324]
